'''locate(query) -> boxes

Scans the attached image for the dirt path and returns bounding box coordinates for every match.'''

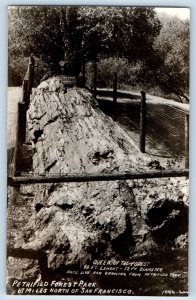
[7,87,22,148]
[96,88,189,113]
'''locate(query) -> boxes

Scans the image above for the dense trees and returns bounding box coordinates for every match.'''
[154,17,189,102]
[8,6,189,102]
[8,6,160,67]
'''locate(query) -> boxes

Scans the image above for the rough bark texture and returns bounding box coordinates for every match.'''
[27,78,150,174]
[21,77,153,268]
[8,77,188,280]
[132,177,188,246]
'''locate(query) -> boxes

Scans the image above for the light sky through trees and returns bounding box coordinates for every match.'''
[155,7,190,20]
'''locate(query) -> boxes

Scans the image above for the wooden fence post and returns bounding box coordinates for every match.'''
[13,102,26,176]
[25,54,35,107]
[23,54,35,107]
[20,102,27,144]
[140,91,146,153]
[113,72,117,121]
[82,61,86,87]
[22,79,28,106]
[185,114,189,169]
[28,54,35,94]
[93,60,97,99]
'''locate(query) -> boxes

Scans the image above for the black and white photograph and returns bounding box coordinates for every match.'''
[6,5,189,296]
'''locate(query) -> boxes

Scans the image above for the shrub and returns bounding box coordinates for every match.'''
[8,56,50,87]
[85,57,143,90]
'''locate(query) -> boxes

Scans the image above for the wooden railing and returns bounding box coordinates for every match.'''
[8,169,189,187]
[11,55,35,177]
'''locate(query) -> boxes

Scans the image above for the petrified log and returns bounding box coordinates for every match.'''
[19,77,152,269]
[15,76,188,272]
[132,177,188,245]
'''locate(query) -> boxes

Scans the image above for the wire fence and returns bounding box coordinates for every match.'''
[146,104,186,158]
[98,96,188,165]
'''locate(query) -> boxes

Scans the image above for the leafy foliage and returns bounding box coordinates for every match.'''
[8,6,160,74]
[8,6,189,102]
[153,17,189,102]
[86,58,142,89]
[78,7,161,61]
[8,7,64,59]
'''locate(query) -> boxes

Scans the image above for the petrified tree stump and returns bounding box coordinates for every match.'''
[10,77,188,274]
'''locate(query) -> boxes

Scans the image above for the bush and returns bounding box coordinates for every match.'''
[85,57,143,90]
[8,56,29,86]
[8,56,51,87]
